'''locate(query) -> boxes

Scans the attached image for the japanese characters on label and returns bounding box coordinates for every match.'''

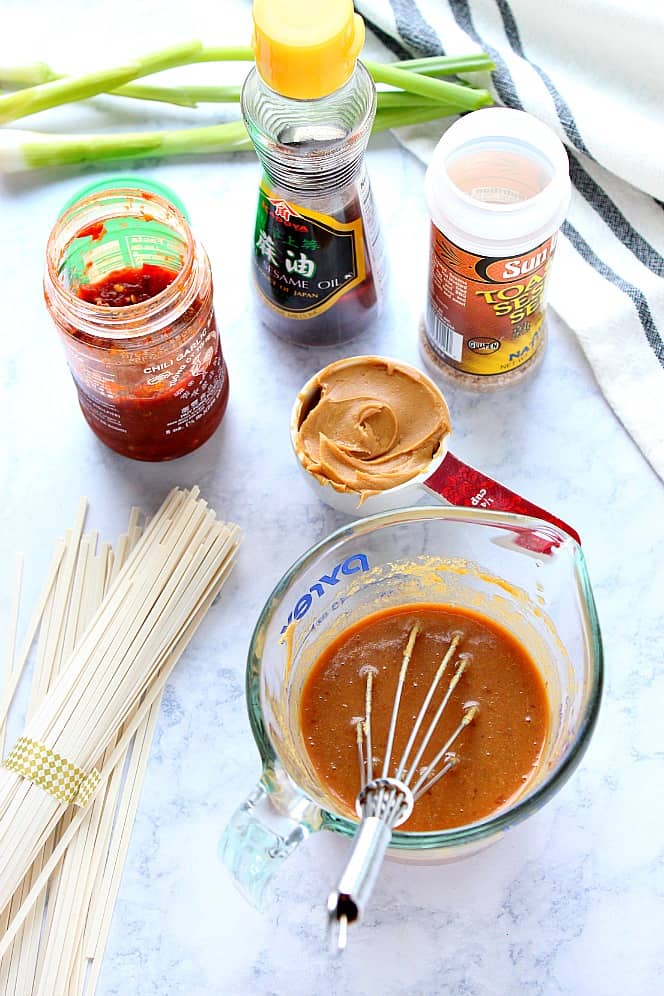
[252,187,366,318]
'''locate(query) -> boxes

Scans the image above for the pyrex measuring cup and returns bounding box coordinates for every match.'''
[220,507,602,909]
[290,357,580,545]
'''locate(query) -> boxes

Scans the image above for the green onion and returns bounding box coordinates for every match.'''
[363,59,491,111]
[0,43,494,171]
[0,122,250,171]
[376,92,451,111]
[191,46,254,63]
[391,54,495,77]
[0,52,493,104]
[117,85,242,107]
[373,105,463,131]
[0,45,490,124]
[0,66,243,110]
[0,101,469,173]
[0,63,55,87]
[0,121,251,171]
[0,42,206,124]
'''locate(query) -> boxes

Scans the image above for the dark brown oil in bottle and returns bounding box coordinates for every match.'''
[253,172,381,346]
[242,57,383,347]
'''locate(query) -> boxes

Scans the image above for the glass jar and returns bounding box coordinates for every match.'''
[44,181,229,461]
[241,0,384,346]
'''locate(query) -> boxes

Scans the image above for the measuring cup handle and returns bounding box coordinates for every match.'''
[423,452,580,547]
[219,768,322,910]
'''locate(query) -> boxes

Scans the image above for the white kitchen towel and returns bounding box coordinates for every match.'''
[357,0,664,481]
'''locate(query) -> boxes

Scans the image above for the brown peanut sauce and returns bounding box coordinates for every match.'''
[299,604,549,832]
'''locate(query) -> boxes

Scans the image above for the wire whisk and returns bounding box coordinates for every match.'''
[328,624,479,951]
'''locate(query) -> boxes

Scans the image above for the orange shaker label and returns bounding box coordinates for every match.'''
[425,225,557,376]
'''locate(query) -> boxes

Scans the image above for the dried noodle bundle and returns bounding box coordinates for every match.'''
[0,487,240,991]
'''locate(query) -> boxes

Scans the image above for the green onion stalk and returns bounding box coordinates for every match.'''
[0,43,494,172]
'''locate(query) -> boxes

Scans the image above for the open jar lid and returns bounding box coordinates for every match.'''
[425,108,571,255]
[53,176,194,304]
[57,175,190,219]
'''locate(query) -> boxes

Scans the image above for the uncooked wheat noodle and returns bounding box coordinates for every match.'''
[0,487,240,921]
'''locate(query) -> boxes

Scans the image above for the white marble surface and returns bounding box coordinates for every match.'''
[1,4,664,994]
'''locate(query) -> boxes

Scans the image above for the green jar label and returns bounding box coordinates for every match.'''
[252,184,366,319]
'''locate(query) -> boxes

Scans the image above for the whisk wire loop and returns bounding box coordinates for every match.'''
[329,623,481,950]
[412,753,459,802]
[403,653,470,787]
[395,632,462,783]
[380,623,419,781]
[363,666,376,785]
[354,718,365,790]
[412,702,479,798]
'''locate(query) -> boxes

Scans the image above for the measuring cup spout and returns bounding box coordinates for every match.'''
[219,764,323,910]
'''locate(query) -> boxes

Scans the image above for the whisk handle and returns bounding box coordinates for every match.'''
[327,816,392,950]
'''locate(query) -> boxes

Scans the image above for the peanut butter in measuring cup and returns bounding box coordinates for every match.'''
[292,355,451,509]
[291,354,580,548]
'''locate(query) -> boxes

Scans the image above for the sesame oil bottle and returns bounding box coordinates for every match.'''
[241,0,383,346]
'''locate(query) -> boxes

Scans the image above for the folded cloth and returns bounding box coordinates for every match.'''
[357,0,664,481]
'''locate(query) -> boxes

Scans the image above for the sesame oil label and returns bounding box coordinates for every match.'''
[252,184,366,319]
[425,225,557,376]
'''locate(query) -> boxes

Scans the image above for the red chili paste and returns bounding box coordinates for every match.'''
[72,265,228,461]
[77,264,176,306]
[77,221,106,242]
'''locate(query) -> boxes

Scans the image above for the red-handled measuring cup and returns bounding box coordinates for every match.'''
[290,357,579,553]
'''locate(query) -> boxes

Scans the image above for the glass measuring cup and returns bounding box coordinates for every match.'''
[220,506,602,909]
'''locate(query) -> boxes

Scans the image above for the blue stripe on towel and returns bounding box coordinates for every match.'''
[388,0,445,56]
[495,0,664,281]
[442,0,664,361]
[562,221,664,365]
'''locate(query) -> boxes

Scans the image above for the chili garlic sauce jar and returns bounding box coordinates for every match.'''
[421,108,570,390]
[44,179,229,461]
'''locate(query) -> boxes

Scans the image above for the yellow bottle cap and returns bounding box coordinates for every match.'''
[252,0,365,101]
